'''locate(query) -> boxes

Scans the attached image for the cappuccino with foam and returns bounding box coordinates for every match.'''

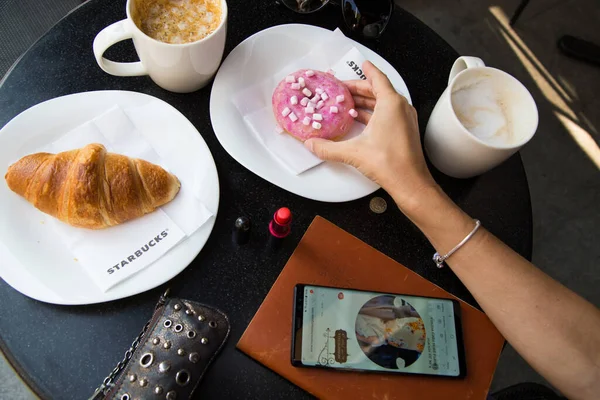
[132,0,222,44]
[451,72,515,146]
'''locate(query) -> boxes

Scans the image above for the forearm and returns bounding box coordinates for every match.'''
[390,184,600,399]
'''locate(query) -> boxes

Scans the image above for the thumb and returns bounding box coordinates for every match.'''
[304,138,350,163]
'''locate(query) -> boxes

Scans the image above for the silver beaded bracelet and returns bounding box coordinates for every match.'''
[433,219,481,268]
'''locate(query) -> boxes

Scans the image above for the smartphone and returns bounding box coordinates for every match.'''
[291,284,467,378]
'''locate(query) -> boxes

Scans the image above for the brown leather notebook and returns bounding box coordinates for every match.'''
[238,216,504,399]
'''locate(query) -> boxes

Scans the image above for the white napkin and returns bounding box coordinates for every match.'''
[231,29,369,175]
[38,106,213,292]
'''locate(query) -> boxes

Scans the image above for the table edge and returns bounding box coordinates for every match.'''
[516,152,534,261]
[0,1,89,89]
[0,335,48,400]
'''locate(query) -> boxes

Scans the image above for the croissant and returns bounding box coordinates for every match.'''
[4,143,180,229]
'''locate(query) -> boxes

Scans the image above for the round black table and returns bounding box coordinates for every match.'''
[0,1,533,399]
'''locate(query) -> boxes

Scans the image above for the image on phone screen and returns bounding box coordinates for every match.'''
[292,285,466,378]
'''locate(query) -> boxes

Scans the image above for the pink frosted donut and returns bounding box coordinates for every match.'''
[272,69,356,141]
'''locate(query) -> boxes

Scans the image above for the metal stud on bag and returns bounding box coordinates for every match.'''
[175,370,191,386]
[159,361,171,373]
[166,391,177,400]
[89,290,230,400]
[140,353,153,368]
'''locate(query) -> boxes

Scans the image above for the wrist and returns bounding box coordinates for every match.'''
[387,179,445,219]
[389,181,471,230]
[390,183,478,255]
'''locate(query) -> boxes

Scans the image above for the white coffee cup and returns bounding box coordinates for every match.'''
[424,56,538,178]
[93,0,228,93]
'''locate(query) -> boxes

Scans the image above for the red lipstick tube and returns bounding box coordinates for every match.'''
[269,207,292,239]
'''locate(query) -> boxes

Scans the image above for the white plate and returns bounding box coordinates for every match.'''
[210,24,412,202]
[0,91,219,305]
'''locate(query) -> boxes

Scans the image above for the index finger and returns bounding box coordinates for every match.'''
[363,61,397,99]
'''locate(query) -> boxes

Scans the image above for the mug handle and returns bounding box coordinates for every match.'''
[448,56,485,85]
[93,20,148,77]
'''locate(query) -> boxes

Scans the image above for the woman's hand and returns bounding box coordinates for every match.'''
[304,61,436,211]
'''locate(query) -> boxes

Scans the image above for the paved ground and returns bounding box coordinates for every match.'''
[1,0,598,398]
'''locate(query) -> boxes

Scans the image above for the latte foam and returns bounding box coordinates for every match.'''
[451,73,515,146]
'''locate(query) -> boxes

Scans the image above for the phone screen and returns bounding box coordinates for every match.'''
[294,285,465,377]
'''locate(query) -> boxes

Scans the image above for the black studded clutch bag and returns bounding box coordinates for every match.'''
[90,291,230,400]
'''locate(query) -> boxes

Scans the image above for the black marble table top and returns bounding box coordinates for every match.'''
[0,0,533,399]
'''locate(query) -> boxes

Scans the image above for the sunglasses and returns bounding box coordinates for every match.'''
[279,0,394,40]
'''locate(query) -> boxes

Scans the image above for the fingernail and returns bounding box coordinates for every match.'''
[304,139,314,152]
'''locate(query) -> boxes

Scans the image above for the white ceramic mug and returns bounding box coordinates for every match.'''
[424,56,538,178]
[93,0,228,93]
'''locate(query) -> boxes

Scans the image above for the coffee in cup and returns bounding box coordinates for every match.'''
[131,0,222,44]
[451,71,515,147]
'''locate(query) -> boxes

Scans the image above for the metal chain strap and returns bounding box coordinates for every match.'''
[88,290,169,400]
